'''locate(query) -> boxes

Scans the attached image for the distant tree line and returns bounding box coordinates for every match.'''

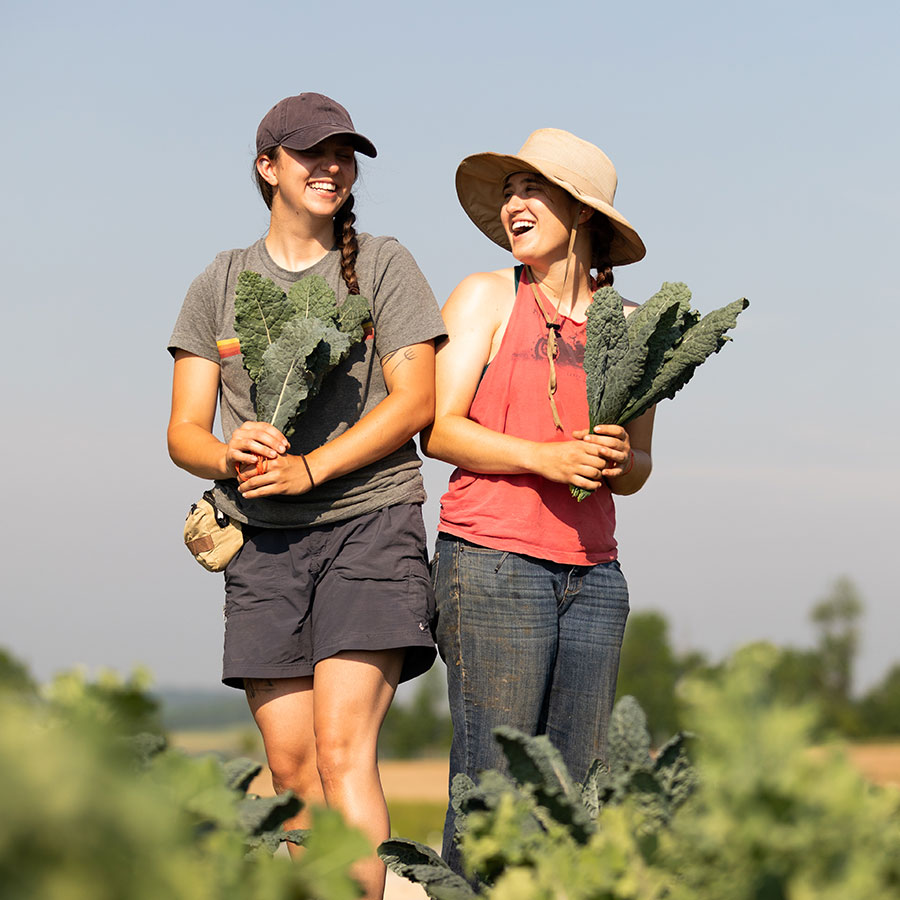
[617,576,900,745]
[5,575,895,761]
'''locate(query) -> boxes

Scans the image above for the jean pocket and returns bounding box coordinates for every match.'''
[458,541,510,574]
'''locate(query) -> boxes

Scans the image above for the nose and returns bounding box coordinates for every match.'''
[504,192,525,213]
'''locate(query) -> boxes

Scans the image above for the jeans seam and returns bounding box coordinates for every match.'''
[557,568,582,615]
[451,541,474,778]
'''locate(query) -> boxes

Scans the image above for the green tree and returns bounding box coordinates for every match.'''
[857,663,900,737]
[615,611,681,743]
[811,576,864,732]
[770,646,823,705]
[379,665,453,758]
[0,648,37,696]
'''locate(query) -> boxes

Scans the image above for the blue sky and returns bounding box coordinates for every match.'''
[2,0,897,693]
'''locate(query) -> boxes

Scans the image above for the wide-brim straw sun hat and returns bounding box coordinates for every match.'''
[456,128,645,266]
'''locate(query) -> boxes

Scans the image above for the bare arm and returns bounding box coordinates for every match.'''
[167,351,288,480]
[236,341,436,498]
[421,272,612,493]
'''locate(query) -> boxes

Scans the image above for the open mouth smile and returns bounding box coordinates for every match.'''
[309,180,338,195]
[511,218,536,237]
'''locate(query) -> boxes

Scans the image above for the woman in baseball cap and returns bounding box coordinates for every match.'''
[423,129,656,875]
[167,93,445,899]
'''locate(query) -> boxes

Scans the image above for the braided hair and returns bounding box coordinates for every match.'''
[253,146,361,295]
[333,193,360,295]
[587,212,615,288]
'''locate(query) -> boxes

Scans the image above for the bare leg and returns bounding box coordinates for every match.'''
[314,649,404,900]
[246,677,325,842]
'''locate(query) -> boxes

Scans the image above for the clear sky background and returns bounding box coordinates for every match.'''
[2,0,897,695]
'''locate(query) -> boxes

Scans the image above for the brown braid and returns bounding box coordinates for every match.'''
[334,193,360,295]
[588,212,615,288]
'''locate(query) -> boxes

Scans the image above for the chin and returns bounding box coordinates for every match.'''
[511,248,541,266]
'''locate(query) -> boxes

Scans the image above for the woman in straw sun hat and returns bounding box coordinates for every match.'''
[423,128,656,873]
[167,92,445,900]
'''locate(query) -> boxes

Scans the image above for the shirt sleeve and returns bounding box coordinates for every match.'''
[369,239,446,358]
[167,263,219,362]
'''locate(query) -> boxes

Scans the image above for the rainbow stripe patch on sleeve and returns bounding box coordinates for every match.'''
[217,338,241,358]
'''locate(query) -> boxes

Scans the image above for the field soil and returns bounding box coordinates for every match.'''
[246,757,449,802]
[241,744,900,799]
[844,742,900,787]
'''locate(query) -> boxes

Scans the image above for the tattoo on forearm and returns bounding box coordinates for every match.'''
[381,348,417,375]
[244,678,276,700]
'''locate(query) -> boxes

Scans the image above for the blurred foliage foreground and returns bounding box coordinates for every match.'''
[3,640,900,900]
[0,652,368,900]
[383,643,900,900]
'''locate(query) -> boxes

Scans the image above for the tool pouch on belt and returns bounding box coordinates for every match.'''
[183,490,243,572]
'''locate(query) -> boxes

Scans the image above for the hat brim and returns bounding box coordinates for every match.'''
[456,152,645,266]
[277,124,377,158]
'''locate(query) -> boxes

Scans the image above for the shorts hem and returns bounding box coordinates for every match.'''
[314,636,437,684]
[223,640,436,690]
[222,662,314,690]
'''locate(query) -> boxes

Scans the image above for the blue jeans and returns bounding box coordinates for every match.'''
[432,534,629,873]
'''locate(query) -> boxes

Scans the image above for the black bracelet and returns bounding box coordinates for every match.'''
[299,453,315,489]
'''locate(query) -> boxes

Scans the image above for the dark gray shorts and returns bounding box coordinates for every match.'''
[222,503,436,689]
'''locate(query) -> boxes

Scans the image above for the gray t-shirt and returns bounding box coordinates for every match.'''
[169,234,446,528]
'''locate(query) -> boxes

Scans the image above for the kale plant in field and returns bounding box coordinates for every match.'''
[381,647,900,900]
[573,282,748,500]
[379,695,694,898]
[0,655,370,900]
[234,271,371,437]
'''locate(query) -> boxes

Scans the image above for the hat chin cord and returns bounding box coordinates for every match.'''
[525,209,582,431]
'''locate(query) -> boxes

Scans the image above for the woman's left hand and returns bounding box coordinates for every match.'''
[572,424,632,477]
[236,452,315,498]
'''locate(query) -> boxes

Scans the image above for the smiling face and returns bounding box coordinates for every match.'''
[500,171,581,265]
[257,137,357,220]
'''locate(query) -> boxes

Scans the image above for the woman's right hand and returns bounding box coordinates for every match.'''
[224,421,289,475]
[533,438,607,490]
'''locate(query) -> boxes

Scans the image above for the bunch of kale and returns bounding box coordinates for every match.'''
[574,282,748,500]
[233,271,370,437]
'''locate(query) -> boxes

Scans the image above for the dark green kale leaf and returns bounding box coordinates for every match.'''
[619,283,693,419]
[336,293,372,344]
[234,272,371,436]
[573,284,748,501]
[234,271,296,381]
[584,287,630,428]
[287,273,338,322]
[618,296,748,424]
[255,319,350,436]
[593,285,690,428]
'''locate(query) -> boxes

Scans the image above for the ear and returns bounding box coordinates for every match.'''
[577,204,593,225]
[256,154,279,187]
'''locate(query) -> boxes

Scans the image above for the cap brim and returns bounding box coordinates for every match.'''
[456,152,645,266]
[278,125,377,158]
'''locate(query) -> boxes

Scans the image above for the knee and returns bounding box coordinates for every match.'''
[315,732,374,792]
[266,748,319,797]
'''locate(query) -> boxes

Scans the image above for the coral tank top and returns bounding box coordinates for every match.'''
[438,267,617,565]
